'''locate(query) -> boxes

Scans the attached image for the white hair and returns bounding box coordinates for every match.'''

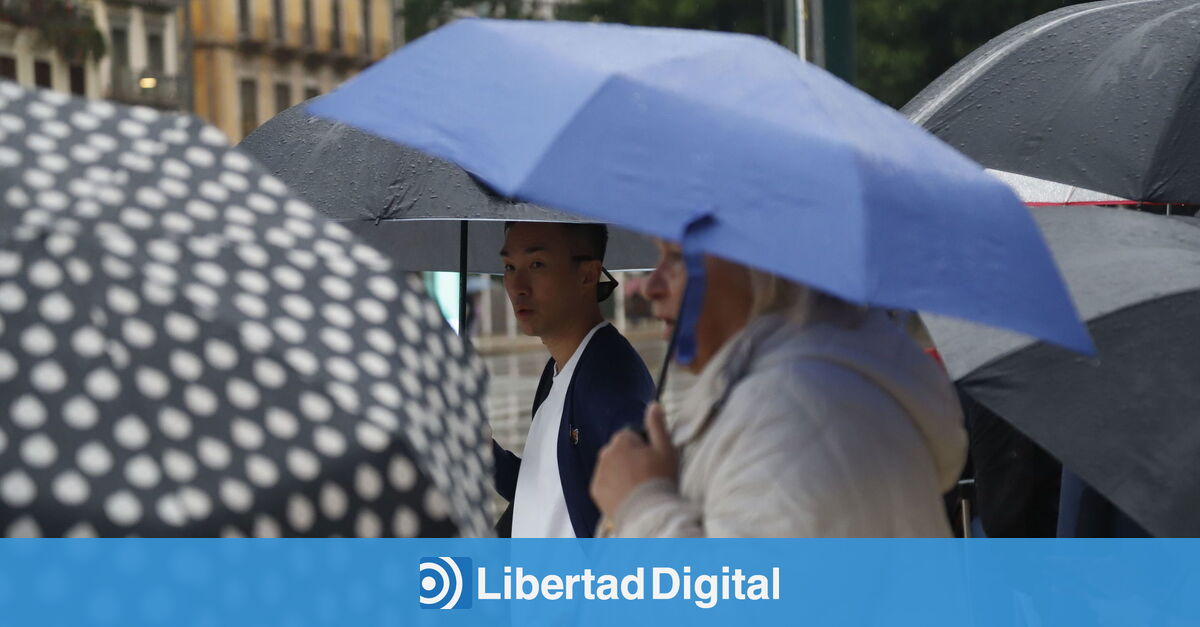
[747,268,870,329]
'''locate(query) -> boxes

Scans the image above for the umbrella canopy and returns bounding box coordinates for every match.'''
[0,82,492,537]
[237,100,658,274]
[988,169,1128,207]
[309,19,1092,356]
[904,0,1200,207]
[922,206,1200,538]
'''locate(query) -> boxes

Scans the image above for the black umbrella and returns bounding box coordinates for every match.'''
[0,81,492,537]
[904,0,1200,208]
[922,206,1200,537]
[238,101,659,327]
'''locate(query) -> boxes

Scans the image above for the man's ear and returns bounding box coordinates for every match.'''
[581,259,601,287]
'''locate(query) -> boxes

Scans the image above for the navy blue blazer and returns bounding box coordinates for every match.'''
[493,324,654,537]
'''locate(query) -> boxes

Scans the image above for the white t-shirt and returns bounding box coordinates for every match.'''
[512,322,609,538]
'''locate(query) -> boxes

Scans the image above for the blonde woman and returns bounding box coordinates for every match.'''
[591,241,967,537]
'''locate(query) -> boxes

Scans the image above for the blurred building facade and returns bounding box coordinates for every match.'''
[189,0,395,142]
[0,0,182,107]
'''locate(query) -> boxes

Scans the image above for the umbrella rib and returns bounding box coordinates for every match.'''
[908,0,1164,126]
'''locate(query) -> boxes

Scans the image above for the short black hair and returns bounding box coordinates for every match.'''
[504,221,608,262]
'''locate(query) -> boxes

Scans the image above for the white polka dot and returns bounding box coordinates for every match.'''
[185,146,216,168]
[299,392,333,422]
[321,303,355,329]
[284,347,318,376]
[1,470,36,507]
[200,125,227,146]
[235,269,270,295]
[319,482,348,520]
[235,293,268,318]
[247,193,277,214]
[261,175,290,197]
[0,250,21,276]
[366,405,399,430]
[132,138,166,155]
[272,317,306,344]
[285,218,316,240]
[135,366,170,399]
[320,328,354,353]
[70,326,105,358]
[160,128,189,145]
[156,495,187,527]
[114,415,150,450]
[26,133,56,154]
[203,339,238,370]
[356,423,389,453]
[0,351,15,382]
[0,429,5,455]
[144,262,178,285]
[96,186,124,206]
[246,454,279,488]
[107,285,139,314]
[164,312,198,342]
[221,172,250,193]
[184,384,218,416]
[194,262,227,287]
[63,396,99,430]
[198,437,232,470]
[37,154,69,174]
[38,292,73,324]
[89,101,116,120]
[220,526,245,538]
[231,418,265,451]
[281,294,313,319]
[393,507,419,537]
[20,433,56,468]
[224,224,255,243]
[122,318,156,348]
[101,255,133,280]
[7,516,42,538]
[240,321,273,353]
[369,384,401,413]
[117,119,148,138]
[11,394,47,429]
[163,212,196,235]
[356,509,383,538]
[252,358,287,389]
[367,276,399,301]
[389,455,417,491]
[21,324,56,356]
[325,356,359,383]
[63,523,98,538]
[359,352,391,379]
[220,479,254,514]
[355,299,388,324]
[135,186,168,209]
[159,177,190,199]
[52,470,90,506]
[0,145,19,168]
[287,493,315,533]
[69,143,101,163]
[287,249,318,270]
[198,180,230,204]
[77,441,114,476]
[253,514,282,538]
[179,485,211,519]
[70,111,100,131]
[365,329,397,355]
[106,490,144,526]
[84,368,121,401]
[313,426,347,458]
[148,239,182,265]
[227,378,261,410]
[125,454,162,489]
[265,228,296,248]
[169,350,203,381]
[236,243,271,268]
[5,188,30,212]
[287,447,321,481]
[223,150,253,171]
[118,151,155,172]
[354,464,383,501]
[158,406,193,441]
[183,283,219,311]
[164,448,198,483]
[143,281,174,306]
[162,158,192,179]
[27,260,62,291]
[267,407,300,440]
[30,360,66,394]
[326,255,358,278]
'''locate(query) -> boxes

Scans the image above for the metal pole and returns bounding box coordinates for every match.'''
[182,0,194,112]
[795,0,807,61]
[458,220,469,337]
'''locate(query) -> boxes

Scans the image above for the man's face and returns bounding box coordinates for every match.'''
[500,223,596,338]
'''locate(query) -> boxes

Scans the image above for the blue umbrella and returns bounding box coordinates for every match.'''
[309,18,1093,364]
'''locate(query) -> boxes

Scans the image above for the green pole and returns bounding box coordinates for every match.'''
[821,0,855,84]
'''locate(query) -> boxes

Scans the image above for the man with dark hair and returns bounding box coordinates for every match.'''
[494,221,654,537]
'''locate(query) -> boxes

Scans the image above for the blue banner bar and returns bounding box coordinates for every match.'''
[0,539,1197,626]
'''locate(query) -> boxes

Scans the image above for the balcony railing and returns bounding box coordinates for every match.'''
[109,67,183,110]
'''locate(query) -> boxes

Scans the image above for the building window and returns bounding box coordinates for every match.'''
[34,61,52,88]
[361,0,371,56]
[240,78,258,138]
[0,56,16,81]
[304,86,320,101]
[111,27,129,67]
[69,65,86,95]
[147,33,165,73]
[238,0,252,37]
[331,0,342,50]
[303,0,315,46]
[274,82,290,114]
[273,0,285,41]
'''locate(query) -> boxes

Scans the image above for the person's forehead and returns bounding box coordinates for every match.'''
[502,222,575,253]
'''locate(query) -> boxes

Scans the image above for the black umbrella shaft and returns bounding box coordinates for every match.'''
[458,221,469,337]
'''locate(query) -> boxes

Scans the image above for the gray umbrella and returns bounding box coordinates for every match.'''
[923,206,1200,537]
[904,0,1200,208]
[238,101,659,325]
[0,81,492,537]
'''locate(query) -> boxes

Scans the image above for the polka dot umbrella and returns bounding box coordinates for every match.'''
[0,81,493,537]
